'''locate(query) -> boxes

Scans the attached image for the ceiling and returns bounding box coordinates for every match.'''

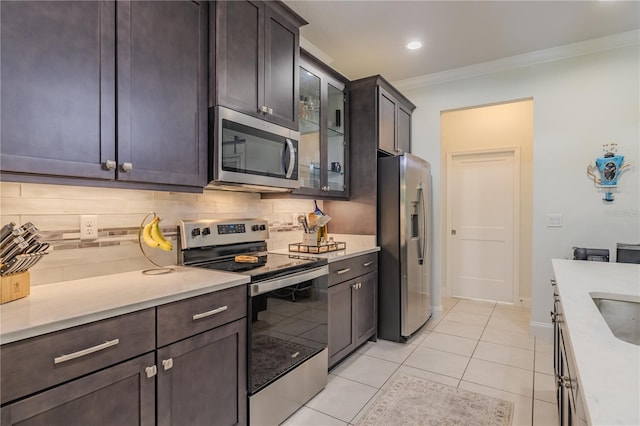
[283,1,640,82]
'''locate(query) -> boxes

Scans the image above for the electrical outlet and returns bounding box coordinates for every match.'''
[80,215,98,240]
[547,213,563,227]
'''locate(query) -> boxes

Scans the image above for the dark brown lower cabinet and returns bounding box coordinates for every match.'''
[1,288,248,426]
[552,280,587,426]
[354,272,377,344]
[0,353,155,426]
[328,270,377,368]
[157,319,247,426]
[328,279,355,366]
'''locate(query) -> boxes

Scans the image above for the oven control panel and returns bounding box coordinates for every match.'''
[179,218,269,249]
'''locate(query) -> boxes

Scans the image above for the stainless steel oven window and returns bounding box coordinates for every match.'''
[248,269,328,394]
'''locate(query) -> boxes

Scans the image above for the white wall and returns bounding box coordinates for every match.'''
[395,34,639,336]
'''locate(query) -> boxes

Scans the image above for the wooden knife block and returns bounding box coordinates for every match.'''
[1,271,30,304]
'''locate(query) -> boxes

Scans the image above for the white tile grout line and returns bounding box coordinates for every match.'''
[300,297,557,426]
[420,299,537,424]
[455,300,496,394]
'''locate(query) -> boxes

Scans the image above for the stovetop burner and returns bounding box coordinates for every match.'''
[178,218,327,282]
[193,252,326,282]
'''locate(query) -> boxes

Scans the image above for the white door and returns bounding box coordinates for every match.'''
[448,150,518,303]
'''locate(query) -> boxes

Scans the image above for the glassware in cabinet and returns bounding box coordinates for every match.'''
[294,52,348,199]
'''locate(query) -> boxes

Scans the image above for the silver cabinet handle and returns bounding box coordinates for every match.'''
[363,261,374,267]
[268,107,273,115]
[162,358,173,371]
[121,162,133,172]
[145,365,157,378]
[103,160,117,170]
[336,268,351,275]
[259,105,268,113]
[54,339,120,364]
[192,305,228,321]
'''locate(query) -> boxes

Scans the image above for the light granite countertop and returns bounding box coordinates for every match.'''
[0,266,249,345]
[552,259,640,426]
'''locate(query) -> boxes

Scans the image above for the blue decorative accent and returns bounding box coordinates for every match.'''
[595,154,625,186]
[587,144,630,202]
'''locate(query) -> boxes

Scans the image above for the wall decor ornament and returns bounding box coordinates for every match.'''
[587,143,630,202]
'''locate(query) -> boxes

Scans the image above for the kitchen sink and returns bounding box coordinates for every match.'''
[592,295,640,346]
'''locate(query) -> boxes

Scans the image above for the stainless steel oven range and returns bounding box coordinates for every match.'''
[179,218,328,425]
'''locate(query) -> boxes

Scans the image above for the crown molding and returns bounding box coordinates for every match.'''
[393,30,640,91]
[300,36,334,66]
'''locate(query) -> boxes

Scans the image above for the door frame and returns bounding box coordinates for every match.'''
[444,147,521,304]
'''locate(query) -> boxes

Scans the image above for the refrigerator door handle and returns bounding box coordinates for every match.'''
[417,184,426,265]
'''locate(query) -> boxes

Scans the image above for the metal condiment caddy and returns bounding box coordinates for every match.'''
[289,240,346,254]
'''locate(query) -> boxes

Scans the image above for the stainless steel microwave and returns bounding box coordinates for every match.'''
[207,106,300,192]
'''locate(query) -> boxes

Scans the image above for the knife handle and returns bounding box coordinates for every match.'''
[0,222,16,242]
[1,240,29,263]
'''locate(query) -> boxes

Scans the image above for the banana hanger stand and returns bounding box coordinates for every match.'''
[138,212,174,275]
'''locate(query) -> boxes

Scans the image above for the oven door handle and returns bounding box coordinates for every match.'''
[250,265,328,296]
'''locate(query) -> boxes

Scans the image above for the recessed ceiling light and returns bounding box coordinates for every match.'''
[406,41,422,50]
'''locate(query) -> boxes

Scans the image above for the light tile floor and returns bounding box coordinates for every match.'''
[282,297,558,426]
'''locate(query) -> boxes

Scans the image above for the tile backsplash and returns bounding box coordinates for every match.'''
[0,182,341,285]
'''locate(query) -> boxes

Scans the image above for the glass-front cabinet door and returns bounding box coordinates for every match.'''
[327,83,345,193]
[295,53,348,199]
[299,67,322,191]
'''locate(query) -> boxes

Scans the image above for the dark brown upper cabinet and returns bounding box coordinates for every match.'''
[213,1,307,130]
[294,51,349,199]
[0,1,208,189]
[0,1,116,180]
[376,81,415,156]
[323,76,415,234]
[349,75,415,157]
[116,1,208,187]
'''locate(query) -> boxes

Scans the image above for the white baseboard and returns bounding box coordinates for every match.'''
[530,321,553,341]
[431,305,443,321]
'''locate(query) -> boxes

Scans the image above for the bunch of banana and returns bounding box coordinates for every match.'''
[142,217,173,251]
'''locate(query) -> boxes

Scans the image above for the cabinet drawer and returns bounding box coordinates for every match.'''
[328,253,378,286]
[1,353,156,426]
[0,308,155,405]
[157,285,247,347]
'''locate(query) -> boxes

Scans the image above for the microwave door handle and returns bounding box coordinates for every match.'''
[284,138,295,179]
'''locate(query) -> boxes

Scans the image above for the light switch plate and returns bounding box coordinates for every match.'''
[80,215,98,240]
[547,213,563,227]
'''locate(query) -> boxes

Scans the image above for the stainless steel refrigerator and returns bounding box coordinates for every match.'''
[377,153,432,342]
